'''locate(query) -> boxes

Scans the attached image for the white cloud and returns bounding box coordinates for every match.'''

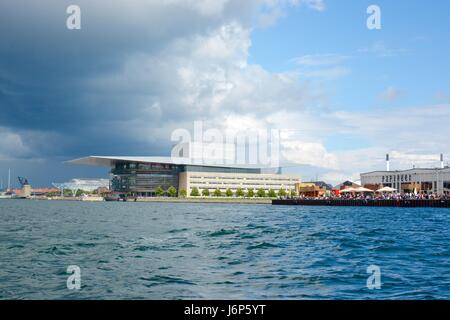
[291,53,351,81]
[319,171,360,185]
[434,91,450,102]
[298,0,326,11]
[67,1,449,184]
[257,0,326,27]
[301,66,351,80]
[358,41,407,58]
[379,86,402,102]
[292,54,347,66]
[181,0,231,16]
[281,140,337,168]
[5,0,448,187]
[0,128,30,160]
[389,151,444,166]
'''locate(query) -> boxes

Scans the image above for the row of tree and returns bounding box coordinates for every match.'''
[47,189,97,197]
[154,186,296,198]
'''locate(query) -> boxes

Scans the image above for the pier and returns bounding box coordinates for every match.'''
[272,199,450,208]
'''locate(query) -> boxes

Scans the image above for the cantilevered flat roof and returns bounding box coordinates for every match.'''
[65,156,267,169]
[361,167,450,175]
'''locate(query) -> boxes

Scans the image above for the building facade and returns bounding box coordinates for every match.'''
[53,178,110,192]
[361,168,450,195]
[180,171,299,196]
[67,156,301,197]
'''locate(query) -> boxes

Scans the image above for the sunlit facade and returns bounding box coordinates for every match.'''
[67,156,301,196]
[361,168,450,195]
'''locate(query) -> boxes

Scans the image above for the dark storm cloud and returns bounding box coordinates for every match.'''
[0,0,261,159]
[0,0,322,186]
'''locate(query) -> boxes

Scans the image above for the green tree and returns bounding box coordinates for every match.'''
[290,189,297,197]
[167,186,177,197]
[63,189,73,197]
[268,189,276,198]
[190,187,200,197]
[246,188,255,198]
[202,189,210,197]
[256,188,266,198]
[213,188,222,197]
[278,188,287,197]
[155,186,165,197]
[236,188,245,197]
[225,188,233,197]
[179,189,187,198]
[76,190,87,197]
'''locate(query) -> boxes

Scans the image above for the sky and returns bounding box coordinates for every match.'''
[1,0,450,187]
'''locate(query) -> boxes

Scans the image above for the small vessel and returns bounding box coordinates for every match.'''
[0,169,13,199]
[11,194,29,200]
[0,192,12,199]
[104,193,123,202]
[104,193,136,202]
[81,194,104,202]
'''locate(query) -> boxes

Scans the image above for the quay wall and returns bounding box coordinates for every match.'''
[272,199,450,208]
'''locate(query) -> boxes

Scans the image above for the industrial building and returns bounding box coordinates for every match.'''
[361,154,450,195]
[67,156,301,197]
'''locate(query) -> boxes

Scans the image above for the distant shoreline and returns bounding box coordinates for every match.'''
[136,197,271,204]
[8,196,272,205]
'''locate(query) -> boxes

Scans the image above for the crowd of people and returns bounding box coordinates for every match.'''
[292,192,450,201]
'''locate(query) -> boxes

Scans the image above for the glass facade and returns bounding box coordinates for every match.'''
[180,165,261,174]
[111,162,179,195]
[109,161,262,195]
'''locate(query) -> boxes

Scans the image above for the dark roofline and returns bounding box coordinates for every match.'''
[361,167,450,175]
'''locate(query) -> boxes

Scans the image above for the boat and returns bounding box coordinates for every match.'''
[81,195,104,202]
[103,193,136,202]
[104,193,123,202]
[11,194,29,199]
[0,192,12,199]
[0,169,13,199]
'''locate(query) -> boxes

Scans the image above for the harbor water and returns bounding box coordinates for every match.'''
[0,200,449,299]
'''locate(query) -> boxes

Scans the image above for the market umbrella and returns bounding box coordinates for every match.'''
[376,186,397,193]
[354,187,375,193]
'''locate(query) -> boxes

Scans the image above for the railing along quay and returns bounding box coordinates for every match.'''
[272,199,450,208]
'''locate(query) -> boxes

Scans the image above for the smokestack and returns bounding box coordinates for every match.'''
[441,154,444,169]
[386,154,390,172]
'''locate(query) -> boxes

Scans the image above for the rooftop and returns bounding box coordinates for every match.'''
[361,167,450,175]
[66,156,273,170]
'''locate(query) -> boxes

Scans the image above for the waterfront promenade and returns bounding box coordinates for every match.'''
[9,196,271,205]
[273,199,450,207]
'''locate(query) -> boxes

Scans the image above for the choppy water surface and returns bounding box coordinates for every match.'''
[0,200,449,299]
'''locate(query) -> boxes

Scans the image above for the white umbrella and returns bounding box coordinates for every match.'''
[340,187,357,193]
[376,186,397,193]
[354,187,375,193]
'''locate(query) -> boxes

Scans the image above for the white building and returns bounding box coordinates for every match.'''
[361,154,450,195]
[67,156,301,197]
[53,178,110,192]
[361,168,450,195]
[179,171,300,196]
